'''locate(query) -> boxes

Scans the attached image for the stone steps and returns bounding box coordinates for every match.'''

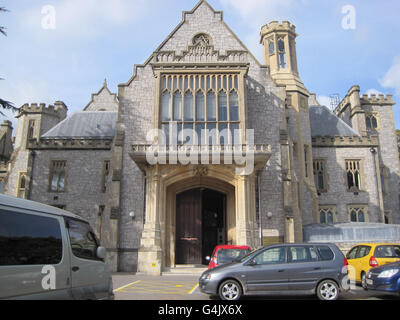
[162,264,208,276]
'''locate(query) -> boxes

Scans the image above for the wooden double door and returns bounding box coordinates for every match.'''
[175,188,226,265]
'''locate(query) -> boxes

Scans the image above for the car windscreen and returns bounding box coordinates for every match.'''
[375,245,400,258]
[216,248,251,265]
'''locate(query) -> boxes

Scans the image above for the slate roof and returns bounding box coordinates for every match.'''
[42,111,118,139]
[309,105,360,137]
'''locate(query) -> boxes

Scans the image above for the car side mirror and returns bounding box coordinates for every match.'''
[205,256,211,261]
[96,246,107,260]
[246,259,257,266]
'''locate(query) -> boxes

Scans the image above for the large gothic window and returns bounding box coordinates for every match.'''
[160,74,241,145]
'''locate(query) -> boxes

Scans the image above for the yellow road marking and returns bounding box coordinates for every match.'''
[188,283,199,295]
[114,280,199,295]
[113,280,141,293]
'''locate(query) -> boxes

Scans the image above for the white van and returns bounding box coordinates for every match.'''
[0,194,114,300]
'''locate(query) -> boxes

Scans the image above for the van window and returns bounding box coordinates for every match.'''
[0,209,63,266]
[66,218,99,261]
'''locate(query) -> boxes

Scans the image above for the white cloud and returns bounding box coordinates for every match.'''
[379,56,400,95]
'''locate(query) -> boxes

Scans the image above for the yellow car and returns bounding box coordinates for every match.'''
[346,243,400,288]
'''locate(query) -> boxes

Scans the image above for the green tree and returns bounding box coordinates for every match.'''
[1,7,17,115]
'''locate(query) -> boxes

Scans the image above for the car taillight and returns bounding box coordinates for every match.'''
[369,256,379,268]
[342,258,349,273]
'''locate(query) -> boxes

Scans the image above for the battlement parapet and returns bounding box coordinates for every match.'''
[312,135,379,148]
[17,102,68,118]
[360,94,394,106]
[260,20,297,41]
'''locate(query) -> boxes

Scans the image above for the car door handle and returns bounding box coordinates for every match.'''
[314,267,321,270]
[278,269,285,273]
[72,266,80,272]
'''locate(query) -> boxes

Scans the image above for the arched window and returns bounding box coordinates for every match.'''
[159,74,241,145]
[218,91,227,121]
[161,91,171,121]
[319,206,336,224]
[206,91,216,121]
[184,91,194,121]
[196,91,205,121]
[173,91,182,121]
[349,206,367,222]
[229,91,239,121]
[278,38,286,69]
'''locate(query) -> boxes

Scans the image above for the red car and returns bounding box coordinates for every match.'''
[206,245,252,269]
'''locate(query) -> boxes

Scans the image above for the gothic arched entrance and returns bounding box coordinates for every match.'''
[175,188,226,265]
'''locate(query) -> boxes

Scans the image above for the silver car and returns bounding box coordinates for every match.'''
[199,243,348,301]
[0,194,114,300]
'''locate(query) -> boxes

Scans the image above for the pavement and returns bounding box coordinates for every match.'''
[112,273,400,301]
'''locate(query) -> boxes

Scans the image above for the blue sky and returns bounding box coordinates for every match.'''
[1,0,400,131]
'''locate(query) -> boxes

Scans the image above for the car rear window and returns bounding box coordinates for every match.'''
[217,248,251,265]
[317,246,335,261]
[374,245,400,258]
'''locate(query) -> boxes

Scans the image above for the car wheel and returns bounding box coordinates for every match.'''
[219,279,242,301]
[317,280,339,301]
[361,272,368,290]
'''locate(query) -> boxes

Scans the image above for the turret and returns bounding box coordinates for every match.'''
[15,102,68,149]
[260,21,308,96]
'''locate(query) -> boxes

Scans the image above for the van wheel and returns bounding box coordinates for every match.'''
[219,280,242,301]
[317,280,339,301]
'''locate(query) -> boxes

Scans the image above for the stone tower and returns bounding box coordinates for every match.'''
[261,21,319,240]
[2,102,67,198]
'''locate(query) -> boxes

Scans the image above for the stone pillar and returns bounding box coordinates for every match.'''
[137,166,163,275]
[235,174,258,248]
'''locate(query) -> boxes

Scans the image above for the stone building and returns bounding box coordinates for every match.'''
[1,1,399,274]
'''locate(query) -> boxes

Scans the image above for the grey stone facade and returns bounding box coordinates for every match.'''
[1,1,399,273]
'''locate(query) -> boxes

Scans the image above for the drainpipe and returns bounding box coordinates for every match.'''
[27,150,36,200]
[142,171,147,225]
[370,147,385,223]
[257,170,263,247]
